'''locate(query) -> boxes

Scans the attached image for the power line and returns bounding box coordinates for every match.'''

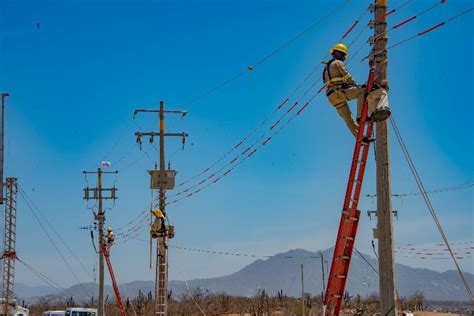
[349,0,447,62]
[179,0,353,108]
[170,4,374,199]
[18,189,91,298]
[365,181,474,198]
[17,258,75,297]
[362,7,474,61]
[390,115,473,302]
[18,185,94,280]
[354,247,378,275]
[113,6,376,238]
[174,241,207,316]
[116,1,467,240]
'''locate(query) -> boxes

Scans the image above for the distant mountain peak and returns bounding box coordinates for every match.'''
[17,248,473,303]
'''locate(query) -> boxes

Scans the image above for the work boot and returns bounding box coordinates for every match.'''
[372,107,391,122]
[360,136,375,146]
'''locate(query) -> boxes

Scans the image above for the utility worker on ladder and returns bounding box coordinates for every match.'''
[105,226,115,249]
[150,209,167,238]
[323,43,366,137]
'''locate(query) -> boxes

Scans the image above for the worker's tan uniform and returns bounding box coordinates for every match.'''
[323,59,365,136]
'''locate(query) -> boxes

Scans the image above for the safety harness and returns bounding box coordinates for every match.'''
[323,59,353,96]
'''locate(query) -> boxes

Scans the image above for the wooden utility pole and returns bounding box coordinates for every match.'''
[373,1,398,315]
[134,101,187,315]
[83,168,118,316]
[320,252,325,298]
[301,264,305,316]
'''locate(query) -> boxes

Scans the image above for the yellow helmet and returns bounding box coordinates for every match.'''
[153,209,164,218]
[329,43,349,56]
[106,226,113,232]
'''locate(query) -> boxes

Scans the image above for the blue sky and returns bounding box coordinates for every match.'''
[1,0,473,293]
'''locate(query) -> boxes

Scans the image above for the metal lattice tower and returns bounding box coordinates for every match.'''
[2,177,18,315]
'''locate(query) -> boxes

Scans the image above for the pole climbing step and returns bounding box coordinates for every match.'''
[323,66,376,316]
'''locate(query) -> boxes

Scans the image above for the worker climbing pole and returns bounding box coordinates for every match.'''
[100,243,126,316]
[323,26,393,314]
[323,62,377,315]
[134,101,187,316]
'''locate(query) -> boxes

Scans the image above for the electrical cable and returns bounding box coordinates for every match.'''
[101,117,134,163]
[160,8,383,207]
[17,258,76,297]
[390,115,474,302]
[113,6,376,239]
[173,3,372,192]
[349,0,447,62]
[362,7,474,61]
[18,189,91,298]
[354,247,379,275]
[18,185,94,280]
[118,0,460,241]
[175,241,207,315]
[365,180,474,198]
[179,0,353,108]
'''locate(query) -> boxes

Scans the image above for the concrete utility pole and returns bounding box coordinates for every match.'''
[83,168,118,316]
[0,93,9,205]
[372,1,398,315]
[134,101,187,316]
[2,177,18,315]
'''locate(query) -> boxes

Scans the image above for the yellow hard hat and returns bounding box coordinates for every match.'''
[106,226,113,232]
[153,209,164,218]
[329,43,349,56]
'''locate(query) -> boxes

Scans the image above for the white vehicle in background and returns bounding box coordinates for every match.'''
[0,298,29,315]
[43,312,65,316]
[64,308,97,316]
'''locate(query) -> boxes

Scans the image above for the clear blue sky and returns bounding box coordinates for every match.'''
[1,0,473,290]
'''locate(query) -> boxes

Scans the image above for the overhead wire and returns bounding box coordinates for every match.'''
[396,240,473,247]
[346,0,413,62]
[362,6,474,61]
[365,180,474,198]
[101,117,134,163]
[115,6,377,242]
[18,185,94,280]
[17,258,76,297]
[117,0,458,241]
[179,0,353,108]
[390,115,473,302]
[18,189,91,298]
[163,78,322,209]
[349,0,447,63]
[173,1,370,191]
[174,241,207,315]
[164,5,374,206]
[354,247,378,275]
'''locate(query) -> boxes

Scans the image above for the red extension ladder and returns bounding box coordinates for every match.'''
[101,244,127,316]
[323,66,376,316]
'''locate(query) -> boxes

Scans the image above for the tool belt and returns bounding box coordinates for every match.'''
[326,82,353,97]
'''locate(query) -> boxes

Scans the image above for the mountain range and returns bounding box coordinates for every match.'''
[17,248,473,303]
